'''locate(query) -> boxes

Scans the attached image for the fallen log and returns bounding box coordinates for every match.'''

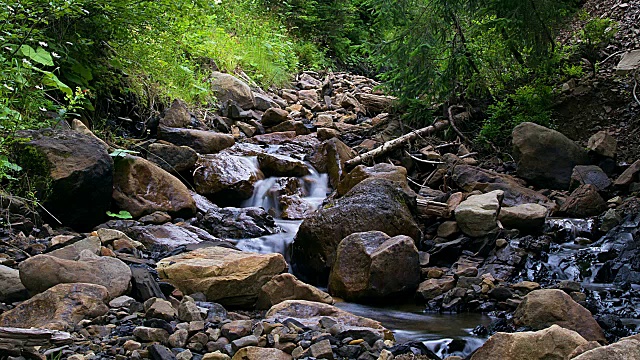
[345,120,449,170]
[0,327,72,355]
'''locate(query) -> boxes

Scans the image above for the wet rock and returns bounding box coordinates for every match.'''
[558,184,607,218]
[256,273,333,310]
[0,265,28,302]
[158,126,235,154]
[133,326,170,344]
[451,165,552,208]
[262,108,290,127]
[160,99,192,128]
[512,122,590,190]
[613,159,640,187]
[416,276,457,301]
[45,235,101,260]
[257,153,310,177]
[498,204,547,233]
[19,250,131,298]
[572,334,640,360]
[280,195,314,220]
[13,129,113,230]
[196,205,277,239]
[194,154,261,201]
[147,142,198,174]
[454,190,503,237]
[211,72,255,109]
[470,325,588,360]
[308,138,356,188]
[570,165,611,191]
[126,222,222,250]
[230,347,292,360]
[328,231,420,301]
[587,131,616,158]
[113,155,196,218]
[291,178,420,285]
[138,211,173,225]
[337,163,410,197]
[513,289,605,342]
[157,247,287,307]
[0,283,109,331]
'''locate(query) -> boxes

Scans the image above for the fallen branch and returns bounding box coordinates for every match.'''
[447,105,472,145]
[345,119,449,170]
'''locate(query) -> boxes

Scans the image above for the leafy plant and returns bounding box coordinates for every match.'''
[109,149,139,158]
[106,210,133,219]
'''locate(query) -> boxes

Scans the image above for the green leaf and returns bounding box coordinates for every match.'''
[109,149,139,157]
[106,210,133,219]
[41,72,73,96]
[19,45,54,66]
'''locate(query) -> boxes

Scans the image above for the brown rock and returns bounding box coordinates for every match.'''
[337,163,410,196]
[158,126,235,154]
[308,138,356,188]
[572,335,640,360]
[113,155,196,218]
[257,153,310,177]
[614,160,640,186]
[416,276,456,301]
[211,72,255,109]
[193,154,262,201]
[262,108,290,127]
[160,99,191,128]
[559,184,607,218]
[513,289,605,342]
[437,221,460,238]
[256,273,333,309]
[231,347,292,360]
[317,128,340,141]
[147,142,198,174]
[498,203,548,233]
[587,131,616,158]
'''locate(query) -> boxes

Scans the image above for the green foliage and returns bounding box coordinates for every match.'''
[109,149,139,158]
[577,16,618,71]
[106,210,133,219]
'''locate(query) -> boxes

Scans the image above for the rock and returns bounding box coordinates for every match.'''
[310,339,334,359]
[513,289,605,342]
[178,296,203,322]
[317,127,339,141]
[125,222,223,250]
[328,231,420,301]
[133,326,170,344]
[570,165,611,191]
[144,298,177,321]
[437,221,460,238]
[230,347,292,360]
[0,265,27,302]
[451,165,552,208]
[157,247,287,308]
[354,93,395,114]
[149,344,177,360]
[337,163,410,197]
[253,93,279,111]
[416,276,456,301]
[257,153,310,177]
[211,72,255,109]
[193,154,261,201]
[587,131,616,158]
[470,325,588,360]
[19,251,131,298]
[308,138,356,188]
[280,195,314,220]
[256,273,333,309]
[454,190,503,237]
[0,192,40,233]
[158,126,235,154]
[46,236,101,260]
[203,352,231,360]
[265,300,391,340]
[572,334,640,360]
[196,205,277,239]
[291,178,420,285]
[13,129,113,230]
[614,160,640,187]
[160,99,192,128]
[109,295,136,308]
[558,184,607,218]
[0,283,109,331]
[498,204,547,233]
[169,329,189,348]
[148,142,198,174]
[512,122,590,190]
[221,320,252,341]
[262,108,290,127]
[614,49,640,74]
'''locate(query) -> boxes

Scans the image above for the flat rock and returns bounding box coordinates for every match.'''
[158,126,235,154]
[572,334,640,360]
[454,190,503,237]
[230,347,292,360]
[498,203,548,233]
[337,163,410,196]
[570,165,611,191]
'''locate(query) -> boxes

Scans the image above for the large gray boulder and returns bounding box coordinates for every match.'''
[211,72,255,109]
[13,129,113,230]
[291,178,421,285]
[328,231,420,302]
[512,122,590,190]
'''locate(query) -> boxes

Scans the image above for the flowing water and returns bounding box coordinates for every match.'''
[233,148,489,358]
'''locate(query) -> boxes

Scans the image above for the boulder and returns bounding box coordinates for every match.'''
[570,165,611,191]
[253,93,280,111]
[416,276,456,301]
[193,154,261,201]
[498,204,548,233]
[147,142,198,174]
[0,265,28,302]
[46,235,101,260]
[257,153,310,177]
[262,108,290,127]
[112,155,196,218]
[291,178,421,285]
[157,247,287,308]
[0,283,109,331]
[513,289,605,342]
[614,159,640,187]
[470,325,588,360]
[454,190,503,237]
[231,347,292,360]
[196,205,278,239]
[587,131,616,158]
[337,163,410,196]
[13,129,113,230]
[125,222,223,250]
[19,250,132,298]
[452,165,553,208]
[308,138,356,188]
[328,231,420,301]
[512,122,590,190]
[572,334,640,360]
[256,273,333,309]
[160,99,192,128]
[280,195,314,220]
[558,184,607,218]
[158,126,235,154]
[211,72,255,109]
